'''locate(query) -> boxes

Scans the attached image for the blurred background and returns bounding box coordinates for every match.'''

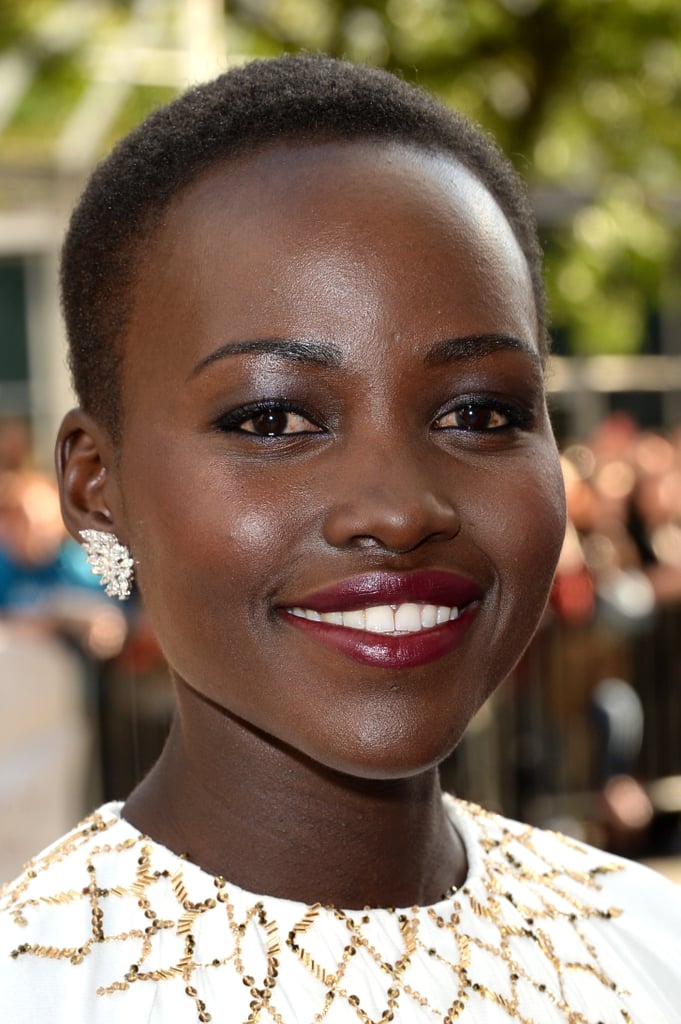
[2,0,681,881]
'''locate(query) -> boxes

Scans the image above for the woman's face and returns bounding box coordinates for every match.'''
[114,140,565,779]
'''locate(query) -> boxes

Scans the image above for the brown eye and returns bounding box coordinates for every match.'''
[435,404,509,431]
[241,409,319,436]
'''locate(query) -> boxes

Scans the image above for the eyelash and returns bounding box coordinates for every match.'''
[433,397,532,434]
[215,400,323,437]
[214,396,532,439]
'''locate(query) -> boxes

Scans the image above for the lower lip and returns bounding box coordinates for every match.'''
[281,607,478,669]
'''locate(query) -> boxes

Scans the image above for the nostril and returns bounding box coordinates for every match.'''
[322,463,461,553]
[351,535,383,549]
[341,519,460,555]
[325,505,460,552]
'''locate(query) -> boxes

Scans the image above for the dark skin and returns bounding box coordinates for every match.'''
[57,140,566,909]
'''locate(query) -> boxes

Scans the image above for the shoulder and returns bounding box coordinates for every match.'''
[448,793,681,909]
[1,802,126,902]
[0,804,164,1022]
[446,795,681,1014]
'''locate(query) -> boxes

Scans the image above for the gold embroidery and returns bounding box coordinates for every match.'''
[1,800,639,1023]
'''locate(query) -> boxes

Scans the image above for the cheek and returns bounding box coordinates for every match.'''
[122,452,285,626]
[478,447,566,605]
[531,455,568,567]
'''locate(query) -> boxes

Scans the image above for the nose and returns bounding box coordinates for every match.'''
[322,443,461,554]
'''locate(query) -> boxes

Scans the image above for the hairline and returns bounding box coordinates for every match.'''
[113,134,544,437]
[61,56,548,442]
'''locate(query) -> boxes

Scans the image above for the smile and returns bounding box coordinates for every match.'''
[280,571,483,669]
[286,602,460,635]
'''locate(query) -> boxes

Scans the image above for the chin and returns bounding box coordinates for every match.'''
[302,713,473,784]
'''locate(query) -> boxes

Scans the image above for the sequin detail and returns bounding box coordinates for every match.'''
[1,800,635,1022]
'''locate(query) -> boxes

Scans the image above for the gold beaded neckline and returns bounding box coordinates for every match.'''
[1,797,636,1023]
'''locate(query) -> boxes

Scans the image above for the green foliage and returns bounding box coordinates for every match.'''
[225,0,681,354]
[0,0,53,51]
[3,52,87,160]
[102,85,178,152]
[2,0,681,355]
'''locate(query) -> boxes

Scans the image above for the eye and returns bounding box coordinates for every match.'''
[216,402,323,437]
[242,409,319,436]
[434,401,518,432]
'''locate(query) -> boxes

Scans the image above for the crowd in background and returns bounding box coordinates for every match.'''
[0,418,127,654]
[504,411,681,854]
[0,418,128,879]
[2,411,681,875]
[557,411,681,623]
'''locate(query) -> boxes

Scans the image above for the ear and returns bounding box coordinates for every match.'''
[55,409,124,542]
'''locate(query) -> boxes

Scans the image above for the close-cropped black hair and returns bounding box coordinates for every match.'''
[61,53,546,438]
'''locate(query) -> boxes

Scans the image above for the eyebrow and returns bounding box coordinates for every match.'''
[423,333,542,367]
[187,337,344,380]
[188,331,541,381]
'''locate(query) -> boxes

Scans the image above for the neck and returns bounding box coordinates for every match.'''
[123,681,467,908]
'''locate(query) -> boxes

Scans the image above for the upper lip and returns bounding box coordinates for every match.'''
[282,570,484,613]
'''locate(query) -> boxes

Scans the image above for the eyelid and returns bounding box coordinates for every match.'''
[214,399,324,435]
[432,395,534,432]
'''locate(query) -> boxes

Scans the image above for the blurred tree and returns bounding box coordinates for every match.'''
[2,0,680,355]
[227,0,681,355]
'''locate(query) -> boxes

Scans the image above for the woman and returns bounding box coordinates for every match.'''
[2,54,680,1022]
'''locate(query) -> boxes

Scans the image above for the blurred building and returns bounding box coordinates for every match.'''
[3,2,681,460]
[0,0,235,463]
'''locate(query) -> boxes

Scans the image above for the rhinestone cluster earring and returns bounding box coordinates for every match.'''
[79,529,134,600]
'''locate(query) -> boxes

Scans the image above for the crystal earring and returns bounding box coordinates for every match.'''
[79,529,134,600]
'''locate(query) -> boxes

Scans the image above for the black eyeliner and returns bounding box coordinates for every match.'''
[433,394,535,433]
[213,398,324,434]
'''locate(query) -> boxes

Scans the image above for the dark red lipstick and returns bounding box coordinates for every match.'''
[280,571,483,669]
[284,570,483,613]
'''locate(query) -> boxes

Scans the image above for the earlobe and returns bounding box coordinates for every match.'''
[55,409,123,542]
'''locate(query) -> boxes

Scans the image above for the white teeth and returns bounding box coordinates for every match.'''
[342,609,366,629]
[394,603,422,632]
[321,611,344,625]
[288,601,462,634]
[421,604,437,627]
[365,605,395,633]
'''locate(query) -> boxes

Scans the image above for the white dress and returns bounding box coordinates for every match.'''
[1,795,680,1023]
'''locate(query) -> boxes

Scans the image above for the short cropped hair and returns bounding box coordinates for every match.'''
[61,53,546,438]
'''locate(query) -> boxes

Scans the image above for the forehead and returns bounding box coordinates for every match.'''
[125,139,538,380]
[155,139,529,280]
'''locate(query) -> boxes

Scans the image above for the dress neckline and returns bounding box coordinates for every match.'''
[109,790,480,914]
